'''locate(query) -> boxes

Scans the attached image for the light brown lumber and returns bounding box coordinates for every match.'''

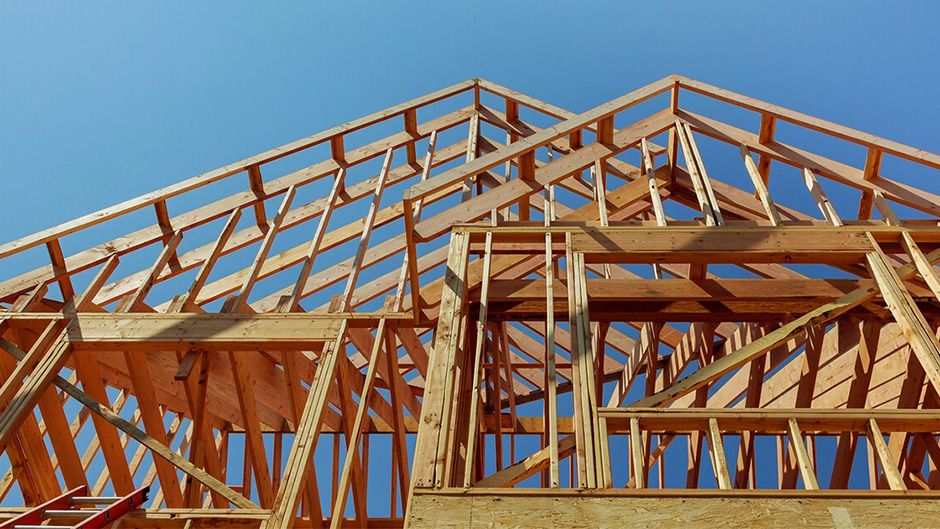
[383,329,410,513]
[119,234,186,507]
[740,145,781,225]
[261,334,343,529]
[227,335,275,507]
[407,76,673,201]
[625,416,644,489]
[339,148,394,309]
[402,130,438,321]
[462,221,494,487]
[64,313,347,350]
[0,319,67,423]
[0,337,257,508]
[234,186,296,306]
[629,247,940,408]
[641,138,666,225]
[0,107,472,305]
[180,209,242,311]
[872,192,940,302]
[412,110,675,241]
[0,352,59,501]
[542,186,560,487]
[567,227,874,264]
[803,168,843,226]
[0,257,122,456]
[675,74,940,169]
[0,80,474,261]
[681,122,724,225]
[678,109,940,217]
[474,435,577,488]
[286,170,346,310]
[858,147,884,219]
[177,348,227,508]
[865,238,940,397]
[705,418,731,489]
[46,239,75,301]
[599,408,940,434]
[673,120,718,226]
[411,232,471,489]
[787,419,820,490]
[329,320,389,529]
[867,419,907,491]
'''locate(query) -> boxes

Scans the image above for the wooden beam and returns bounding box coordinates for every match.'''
[61,312,350,350]
[474,435,577,488]
[867,418,906,491]
[705,418,731,489]
[629,246,940,408]
[0,337,256,508]
[787,419,820,490]
[865,238,940,396]
[740,145,781,225]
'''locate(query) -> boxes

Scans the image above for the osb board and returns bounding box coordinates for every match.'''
[409,491,939,528]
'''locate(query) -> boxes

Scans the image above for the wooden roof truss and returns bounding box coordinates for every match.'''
[0,75,938,528]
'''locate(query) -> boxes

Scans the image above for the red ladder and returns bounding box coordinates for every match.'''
[0,485,149,529]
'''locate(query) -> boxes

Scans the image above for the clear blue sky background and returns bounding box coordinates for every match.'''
[1,0,939,509]
[1,0,938,242]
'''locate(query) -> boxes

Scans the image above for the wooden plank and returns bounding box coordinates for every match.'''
[410,491,940,529]
[872,192,940,302]
[246,165,268,229]
[568,227,873,264]
[478,278,866,303]
[0,107,472,304]
[407,76,673,201]
[261,334,344,529]
[232,350,275,506]
[627,247,939,409]
[681,122,724,225]
[0,337,256,508]
[857,147,883,219]
[474,435,577,488]
[542,189,560,488]
[803,168,843,226]
[402,130,438,320]
[330,320,389,528]
[0,80,474,260]
[867,419,906,491]
[674,120,719,226]
[462,221,494,487]
[678,109,940,217]
[630,417,645,489]
[641,138,666,225]
[180,209,242,311]
[865,238,940,396]
[599,408,940,434]
[234,186,296,306]
[787,419,820,490]
[411,232,470,489]
[676,75,940,169]
[461,113,480,201]
[63,313,346,350]
[705,418,731,489]
[756,114,776,184]
[740,145,781,225]
[286,170,346,310]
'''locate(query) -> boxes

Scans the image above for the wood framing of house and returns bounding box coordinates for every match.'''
[0,75,938,528]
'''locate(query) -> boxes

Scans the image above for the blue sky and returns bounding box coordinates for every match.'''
[0,0,938,511]
[1,1,938,241]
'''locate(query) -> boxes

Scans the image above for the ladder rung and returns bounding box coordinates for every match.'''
[42,510,97,519]
[16,526,74,529]
[71,497,120,505]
